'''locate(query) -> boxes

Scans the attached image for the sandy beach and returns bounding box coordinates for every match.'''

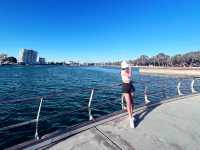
[138,66,200,77]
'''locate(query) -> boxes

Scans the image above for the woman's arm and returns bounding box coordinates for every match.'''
[121,68,131,78]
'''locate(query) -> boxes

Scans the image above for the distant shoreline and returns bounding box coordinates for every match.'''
[102,65,200,77]
[139,66,200,77]
[1,64,200,77]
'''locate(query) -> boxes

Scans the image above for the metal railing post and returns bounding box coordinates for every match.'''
[177,81,183,96]
[191,79,197,93]
[35,97,44,140]
[162,80,167,99]
[88,89,94,120]
[144,85,150,104]
[121,94,124,110]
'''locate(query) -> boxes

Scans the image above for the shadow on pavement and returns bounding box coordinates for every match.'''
[134,102,161,128]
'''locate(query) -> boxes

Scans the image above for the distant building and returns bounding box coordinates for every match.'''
[39,57,46,64]
[18,49,38,65]
[0,54,7,64]
[69,61,80,66]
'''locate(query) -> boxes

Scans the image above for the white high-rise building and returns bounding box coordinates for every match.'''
[18,48,38,65]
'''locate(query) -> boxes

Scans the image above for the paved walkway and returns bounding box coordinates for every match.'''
[49,94,200,150]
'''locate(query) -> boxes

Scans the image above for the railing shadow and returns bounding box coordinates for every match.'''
[134,102,161,128]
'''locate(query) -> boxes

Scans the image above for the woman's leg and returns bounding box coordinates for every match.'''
[122,95,127,111]
[130,92,134,117]
[124,93,133,119]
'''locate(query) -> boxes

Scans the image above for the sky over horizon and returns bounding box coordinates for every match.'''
[0,0,200,62]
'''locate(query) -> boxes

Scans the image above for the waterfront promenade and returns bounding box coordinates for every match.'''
[47,94,200,150]
[11,94,199,150]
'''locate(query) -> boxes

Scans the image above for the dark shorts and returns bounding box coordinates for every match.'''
[122,82,135,93]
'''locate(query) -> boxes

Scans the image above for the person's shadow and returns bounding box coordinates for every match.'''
[134,102,162,128]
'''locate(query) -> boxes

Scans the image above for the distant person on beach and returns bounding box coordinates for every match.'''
[121,61,135,128]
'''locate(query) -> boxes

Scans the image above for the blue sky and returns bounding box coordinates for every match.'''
[0,0,200,62]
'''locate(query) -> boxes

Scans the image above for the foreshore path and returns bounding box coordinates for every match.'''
[48,94,200,150]
[9,94,200,150]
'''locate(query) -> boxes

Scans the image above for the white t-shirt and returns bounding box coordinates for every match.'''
[121,70,131,83]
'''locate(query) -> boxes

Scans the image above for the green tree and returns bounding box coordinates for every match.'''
[5,57,17,63]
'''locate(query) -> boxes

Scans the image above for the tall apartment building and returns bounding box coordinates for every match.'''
[18,49,38,65]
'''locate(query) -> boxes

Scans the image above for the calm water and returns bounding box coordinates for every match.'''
[0,66,199,149]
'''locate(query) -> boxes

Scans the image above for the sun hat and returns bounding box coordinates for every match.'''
[121,60,129,69]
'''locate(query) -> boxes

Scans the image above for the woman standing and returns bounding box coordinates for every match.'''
[121,61,135,128]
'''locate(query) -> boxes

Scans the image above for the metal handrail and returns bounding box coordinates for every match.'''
[0,84,196,131]
[191,79,197,93]
[0,119,37,131]
[88,89,94,121]
[0,77,199,143]
[144,85,150,104]
[0,88,170,131]
[35,97,44,140]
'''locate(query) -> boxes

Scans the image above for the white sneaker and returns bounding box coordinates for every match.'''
[129,117,135,128]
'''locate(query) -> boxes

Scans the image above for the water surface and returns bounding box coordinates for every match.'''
[0,66,199,149]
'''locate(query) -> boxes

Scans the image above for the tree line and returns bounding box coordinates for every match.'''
[104,51,200,67]
[0,54,17,64]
